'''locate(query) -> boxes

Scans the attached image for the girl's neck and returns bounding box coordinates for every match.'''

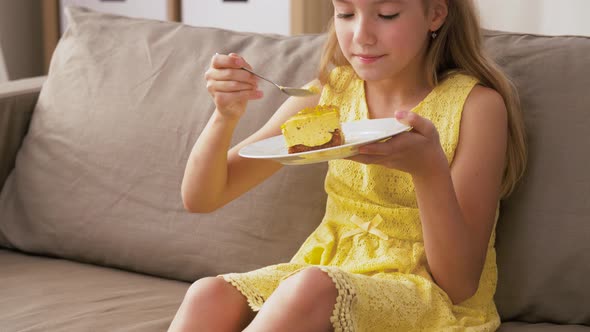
[364,64,432,118]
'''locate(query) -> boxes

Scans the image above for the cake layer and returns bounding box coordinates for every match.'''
[288,129,344,154]
[281,105,341,149]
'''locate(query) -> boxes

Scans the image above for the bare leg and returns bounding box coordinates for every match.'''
[168,276,255,332]
[243,267,337,332]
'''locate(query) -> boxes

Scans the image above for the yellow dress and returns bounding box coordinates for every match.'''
[222,66,501,332]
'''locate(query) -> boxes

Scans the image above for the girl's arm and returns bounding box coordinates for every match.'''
[412,86,507,304]
[350,85,507,304]
[181,53,321,213]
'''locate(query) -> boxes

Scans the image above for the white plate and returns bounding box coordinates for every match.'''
[238,118,412,165]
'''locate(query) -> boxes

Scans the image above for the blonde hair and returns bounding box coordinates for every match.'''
[318,0,527,198]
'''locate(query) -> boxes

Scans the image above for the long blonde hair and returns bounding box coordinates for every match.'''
[318,0,527,198]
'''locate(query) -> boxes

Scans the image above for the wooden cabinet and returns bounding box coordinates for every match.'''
[291,0,333,35]
[0,45,8,82]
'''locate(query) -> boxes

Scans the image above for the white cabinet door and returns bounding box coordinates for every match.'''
[60,0,168,33]
[182,0,291,35]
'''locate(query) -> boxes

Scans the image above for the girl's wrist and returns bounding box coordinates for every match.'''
[212,108,242,125]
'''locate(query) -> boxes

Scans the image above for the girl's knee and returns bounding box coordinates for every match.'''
[174,277,255,330]
[280,267,338,305]
[185,276,235,303]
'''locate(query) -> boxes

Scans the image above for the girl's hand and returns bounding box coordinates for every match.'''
[204,53,263,119]
[347,111,448,177]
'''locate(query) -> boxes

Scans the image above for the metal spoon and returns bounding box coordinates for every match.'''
[241,67,319,97]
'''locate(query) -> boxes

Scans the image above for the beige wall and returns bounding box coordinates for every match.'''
[183,0,291,35]
[182,0,332,36]
[475,0,590,36]
[0,0,44,80]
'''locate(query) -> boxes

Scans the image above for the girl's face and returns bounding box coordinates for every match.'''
[332,0,435,82]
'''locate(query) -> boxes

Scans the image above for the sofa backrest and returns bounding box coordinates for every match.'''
[0,6,589,326]
[483,31,590,325]
[0,6,329,279]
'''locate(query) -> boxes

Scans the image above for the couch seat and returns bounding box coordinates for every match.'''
[0,249,188,332]
[499,322,590,331]
[1,248,588,331]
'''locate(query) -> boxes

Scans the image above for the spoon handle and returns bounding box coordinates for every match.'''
[240,67,281,88]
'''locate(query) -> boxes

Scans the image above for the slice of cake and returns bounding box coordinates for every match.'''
[280,105,344,154]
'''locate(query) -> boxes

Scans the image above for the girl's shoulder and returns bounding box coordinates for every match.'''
[440,71,504,106]
[431,71,491,107]
[423,71,504,123]
[441,71,506,125]
[438,71,480,90]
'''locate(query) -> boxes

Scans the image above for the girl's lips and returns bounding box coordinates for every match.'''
[356,54,384,64]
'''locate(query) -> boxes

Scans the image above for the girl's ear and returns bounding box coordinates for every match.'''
[429,0,448,32]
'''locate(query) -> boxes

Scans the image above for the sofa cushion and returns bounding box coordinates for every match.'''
[0,249,187,331]
[483,31,590,325]
[0,6,328,280]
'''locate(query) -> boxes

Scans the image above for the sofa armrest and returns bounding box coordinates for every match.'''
[0,76,46,190]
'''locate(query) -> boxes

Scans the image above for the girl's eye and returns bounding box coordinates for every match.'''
[379,13,400,20]
[336,13,354,19]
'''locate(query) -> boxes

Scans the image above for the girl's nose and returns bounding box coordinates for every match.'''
[353,18,377,46]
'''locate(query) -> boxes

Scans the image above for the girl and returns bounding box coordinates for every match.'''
[170,0,527,331]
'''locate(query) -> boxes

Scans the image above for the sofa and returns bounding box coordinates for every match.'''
[0,6,589,332]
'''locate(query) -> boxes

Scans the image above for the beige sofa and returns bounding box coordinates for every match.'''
[1,7,589,332]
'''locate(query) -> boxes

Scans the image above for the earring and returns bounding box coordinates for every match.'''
[431,31,438,39]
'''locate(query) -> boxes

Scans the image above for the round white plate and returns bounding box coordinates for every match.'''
[238,118,412,165]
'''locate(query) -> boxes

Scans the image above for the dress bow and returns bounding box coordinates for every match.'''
[341,214,389,241]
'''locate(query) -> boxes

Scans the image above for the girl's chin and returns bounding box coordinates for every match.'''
[352,65,391,81]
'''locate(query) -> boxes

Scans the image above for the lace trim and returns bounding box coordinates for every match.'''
[225,268,358,331]
[221,274,265,311]
[319,267,357,332]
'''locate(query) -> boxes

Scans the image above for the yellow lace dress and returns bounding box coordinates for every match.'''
[221,66,501,332]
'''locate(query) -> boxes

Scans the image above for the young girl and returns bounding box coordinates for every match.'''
[170,0,526,331]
